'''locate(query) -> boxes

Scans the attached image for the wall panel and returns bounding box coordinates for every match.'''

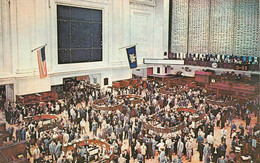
[234,0,259,56]
[131,12,151,60]
[188,0,210,54]
[210,0,234,55]
[170,0,259,57]
[17,0,32,72]
[170,0,189,53]
[0,0,3,72]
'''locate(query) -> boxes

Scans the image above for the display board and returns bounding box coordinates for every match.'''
[57,5,102,64]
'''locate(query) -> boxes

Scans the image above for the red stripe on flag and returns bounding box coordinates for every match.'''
[37,48,47,79]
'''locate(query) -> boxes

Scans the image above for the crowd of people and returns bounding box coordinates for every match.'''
[1,78,259,163]
[169,53,259,71]
[170,53,259,66]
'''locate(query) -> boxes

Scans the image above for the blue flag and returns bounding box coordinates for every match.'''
[126,46,137,69]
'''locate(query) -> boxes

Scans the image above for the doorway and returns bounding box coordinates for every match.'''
[0,84,14,110]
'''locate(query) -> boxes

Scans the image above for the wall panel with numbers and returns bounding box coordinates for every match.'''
[233,0,259,56]
[170,0,189,54]
[169,0,259,57]
[188,0,210,54]
[209,0,234,55]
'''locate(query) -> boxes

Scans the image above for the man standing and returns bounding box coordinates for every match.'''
[220,128,227,143]
[92,120,98,137]
[55,141,62,158]
[168,141,175,162]
[140,143,147,163]
[49,140,57,161]
[80,118,86,134]
[198,142,204,161]
[197,134,204,151]
[159,149,166,163]
[186,139,193,162]
[33,145,40,163]
[203,143,211,163]
[177,139,184,159]
[218,156,226,163]
[123,150,130,163]
[216,112,221,127]
[166,137,172,157]
[206,132,214,149]
[146,138,153,159]
[230,122,236,138]
[63,132,69,144]
[118,154,126,163]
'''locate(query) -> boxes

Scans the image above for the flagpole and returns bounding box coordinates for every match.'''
[31,44,47,52]
[119,43,138,50]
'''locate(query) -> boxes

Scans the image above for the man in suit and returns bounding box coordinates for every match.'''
[8,126,14,141]
[137,152,143,163]
[92,120,98,137]
[168,141,175,161]
[33,145,40,163]
[159,149,166,163]
[177,139,184,159]
[198,142,204,161]
[123,150,130,163]
[146,138,153,159]
[118,154,126,163]
[218,156,226,163]
[55,141,62,158]
[203,143,211,163]
[197,134,204,151]
[49,140,57,161]
[185,139,193,162]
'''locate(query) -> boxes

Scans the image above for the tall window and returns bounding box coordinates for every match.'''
[57,5,102,64]
[157,67,160,74]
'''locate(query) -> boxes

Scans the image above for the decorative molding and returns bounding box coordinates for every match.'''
[130,0,156,8]
[131,11,153,59]
[59,0,109,5]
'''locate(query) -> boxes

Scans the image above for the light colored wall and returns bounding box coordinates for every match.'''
[0,0,168,98]
[132,68,148,77]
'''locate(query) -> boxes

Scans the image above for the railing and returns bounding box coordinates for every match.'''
[184,60,259,71]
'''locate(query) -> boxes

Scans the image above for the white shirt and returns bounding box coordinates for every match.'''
[118,156,126,163]
[63,133,69,143]
[166,139,172,148]
[33,148,40,159]
[207,135,214,144]
[55,104,60,111]
[140,145,147,155]
[216,114,221,121]
[80,120,86,127]
[220,129,227,138]
[156,142,165,151]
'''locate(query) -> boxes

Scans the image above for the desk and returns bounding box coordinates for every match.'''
[62,139,110,152]
[0,140,26,162]
[24,114,58,123]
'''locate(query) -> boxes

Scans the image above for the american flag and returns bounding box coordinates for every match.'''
[37,47,47,79]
